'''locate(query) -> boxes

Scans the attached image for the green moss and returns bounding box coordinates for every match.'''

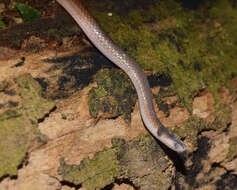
[0,80,9,91]
[212,103,232,132]
[174,105,231,149]
[13,2,41,23]
[0,111,38,177]
[174,117,215,148]
[47,28,63,42]
[59,148,119,190]
[59,135,171,190]
[155,87,177,116]
[0,13,79,48]
[14,73,55,123]
[0,110,21,121]
[88,69,136,122]
[0,74,55,178]
[81,0,237,156]
[117,135,171,189]
[86,0,237,114]
[0,20,6,28]
[173,117,205,148]
[227,137,237,160]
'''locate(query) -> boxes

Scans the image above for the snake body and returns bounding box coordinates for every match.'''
[57,0,186,153]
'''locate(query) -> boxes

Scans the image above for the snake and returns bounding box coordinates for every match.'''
[56,0,186,154]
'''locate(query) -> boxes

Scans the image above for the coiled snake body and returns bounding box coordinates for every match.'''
[57,0,186,154]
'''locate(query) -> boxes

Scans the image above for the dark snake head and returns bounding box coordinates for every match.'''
[157,125,186,154]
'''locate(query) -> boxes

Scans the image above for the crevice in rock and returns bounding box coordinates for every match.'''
[101,183,114,190]
[37,105,57,123]
[60,180,82,189]
[215,172,237,190]
[223,122,232,134]
[116,178,139,190]
[102,178,140,190]
[17,152,30,171]
[0,174,18,183]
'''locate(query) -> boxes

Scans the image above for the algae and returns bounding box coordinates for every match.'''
[0,74,55,178]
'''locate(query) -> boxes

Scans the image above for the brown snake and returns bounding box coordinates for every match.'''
[56,0,186,153]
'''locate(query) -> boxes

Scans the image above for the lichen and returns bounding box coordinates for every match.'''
[88,69,137,122]
[0,74,55,178]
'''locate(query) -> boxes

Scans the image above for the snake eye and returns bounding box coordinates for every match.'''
[173,140,186,153]
[174,142,179,149]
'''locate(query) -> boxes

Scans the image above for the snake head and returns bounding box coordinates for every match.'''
[157,125,186,154]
